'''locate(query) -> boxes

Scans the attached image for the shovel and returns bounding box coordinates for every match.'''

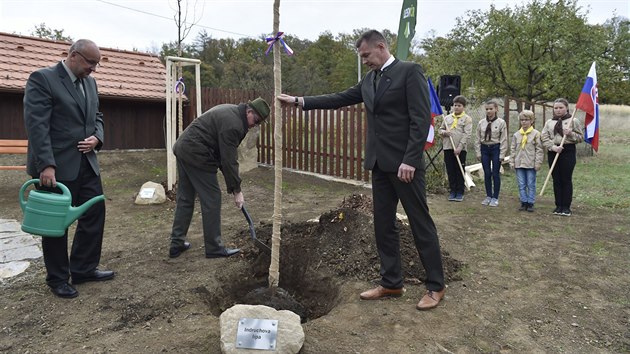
[241,205,271,254]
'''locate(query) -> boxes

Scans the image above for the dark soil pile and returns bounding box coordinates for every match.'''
[238,193,464,285]
[221,193,465,322]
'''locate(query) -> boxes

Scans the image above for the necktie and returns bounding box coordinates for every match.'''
[75,78,86,104]
[373,70,381,92]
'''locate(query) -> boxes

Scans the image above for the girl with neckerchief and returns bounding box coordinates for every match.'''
[475,100,508,207]
[541,98,584,216]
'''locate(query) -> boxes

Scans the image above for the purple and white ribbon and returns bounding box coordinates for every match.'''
[265,32,294,56]
[175,77,185,93]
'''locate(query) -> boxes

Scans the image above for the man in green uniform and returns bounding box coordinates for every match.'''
[168,97,270,259]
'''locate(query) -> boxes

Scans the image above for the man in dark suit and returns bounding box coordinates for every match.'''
[278,30,445,310]
[24,39,114,299]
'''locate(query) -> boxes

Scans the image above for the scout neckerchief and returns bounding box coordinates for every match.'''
[451,111,465,130]
[553,113,572,136]
[519,126,534,149]
[484,116,497,142]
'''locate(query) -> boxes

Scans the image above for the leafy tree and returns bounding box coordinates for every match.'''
[597,16,630,104]
[288,32,346,94]
[191,31,239,87]
[220,37,273,91]
[277,34,319,94]
[420,0,614,103]
[30,23,72,42]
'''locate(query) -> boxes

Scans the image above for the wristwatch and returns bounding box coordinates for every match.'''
[294,97,299,107]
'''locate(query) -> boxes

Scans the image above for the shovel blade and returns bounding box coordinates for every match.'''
[241,206,271,254]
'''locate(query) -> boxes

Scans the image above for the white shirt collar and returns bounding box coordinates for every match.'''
[380,55,395,71]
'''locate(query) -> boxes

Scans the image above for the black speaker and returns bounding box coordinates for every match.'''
[438,75,461,108]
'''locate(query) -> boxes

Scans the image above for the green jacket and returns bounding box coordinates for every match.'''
[173,104,249,193]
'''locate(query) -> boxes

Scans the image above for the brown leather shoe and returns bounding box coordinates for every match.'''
[359,285,405,300]
[416,289,446,310]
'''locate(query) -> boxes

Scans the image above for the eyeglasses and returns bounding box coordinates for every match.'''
[75,51,100,68]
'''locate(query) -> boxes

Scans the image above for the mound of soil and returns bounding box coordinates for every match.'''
[240,193,463,286]
[225,193,464,322]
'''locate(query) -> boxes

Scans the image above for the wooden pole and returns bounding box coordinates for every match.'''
[539,108,577,196]
[268,0,282,289]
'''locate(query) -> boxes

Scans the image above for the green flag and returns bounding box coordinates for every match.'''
[396,0,417,60]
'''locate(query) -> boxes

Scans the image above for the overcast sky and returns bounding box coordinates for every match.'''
[1,0,628,52]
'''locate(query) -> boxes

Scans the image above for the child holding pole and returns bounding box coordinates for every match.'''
[475,100,508,207]
[439,95,472,202]
[510,110,543,212]
[541,98,583,216]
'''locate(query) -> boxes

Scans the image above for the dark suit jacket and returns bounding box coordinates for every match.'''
[24,62,104,181]
[304,59,431,173]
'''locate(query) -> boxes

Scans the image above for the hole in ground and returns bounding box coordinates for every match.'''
[200,272,340,323]
[197,194,465,323]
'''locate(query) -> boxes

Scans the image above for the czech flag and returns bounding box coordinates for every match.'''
[425,77,443,150]
[575,61,599,152]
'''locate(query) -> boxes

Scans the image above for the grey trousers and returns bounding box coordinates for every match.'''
[170,159,224,253]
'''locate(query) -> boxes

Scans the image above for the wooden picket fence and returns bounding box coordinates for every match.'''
[258,104,369,182]
[188,88,370,182]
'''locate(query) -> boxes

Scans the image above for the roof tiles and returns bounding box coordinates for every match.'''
[0,32,166,101]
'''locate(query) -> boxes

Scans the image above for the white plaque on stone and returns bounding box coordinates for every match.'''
[235,318,278,350]
[139,188,155,199]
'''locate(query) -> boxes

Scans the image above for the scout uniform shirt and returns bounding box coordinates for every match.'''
[541,115,584,151]
[475,117,508,159]
[439,113,473,151]
[510,128,544,169]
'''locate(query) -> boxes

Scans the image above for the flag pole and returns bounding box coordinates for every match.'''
[539,107,577,196]
[443,119,471,190]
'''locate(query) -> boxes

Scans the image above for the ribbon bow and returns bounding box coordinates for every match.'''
[265,32,294,56]
[175,77,185,94]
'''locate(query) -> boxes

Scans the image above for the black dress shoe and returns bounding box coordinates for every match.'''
[169,241,191,258]
[206,247,240,258]
[72,269,115,284]
[50,282,78,298]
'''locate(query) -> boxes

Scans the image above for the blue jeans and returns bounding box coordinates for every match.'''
[481,144,501,199]
[515,168,537,204]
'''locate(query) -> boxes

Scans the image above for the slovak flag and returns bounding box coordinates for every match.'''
[425,78,443,150]
[575,61,599,151]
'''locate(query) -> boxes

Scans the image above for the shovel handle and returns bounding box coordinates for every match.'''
[241,206,257,240]
[241,206,254,227]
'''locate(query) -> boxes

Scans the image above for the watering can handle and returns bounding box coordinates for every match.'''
[19,179,71,212]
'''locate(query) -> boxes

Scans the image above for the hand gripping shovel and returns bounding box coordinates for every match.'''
[241,205,271,254]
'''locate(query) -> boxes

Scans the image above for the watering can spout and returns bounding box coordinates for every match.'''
[65,195,106,228]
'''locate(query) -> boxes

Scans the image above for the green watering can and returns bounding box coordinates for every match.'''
[19,179,105,237]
